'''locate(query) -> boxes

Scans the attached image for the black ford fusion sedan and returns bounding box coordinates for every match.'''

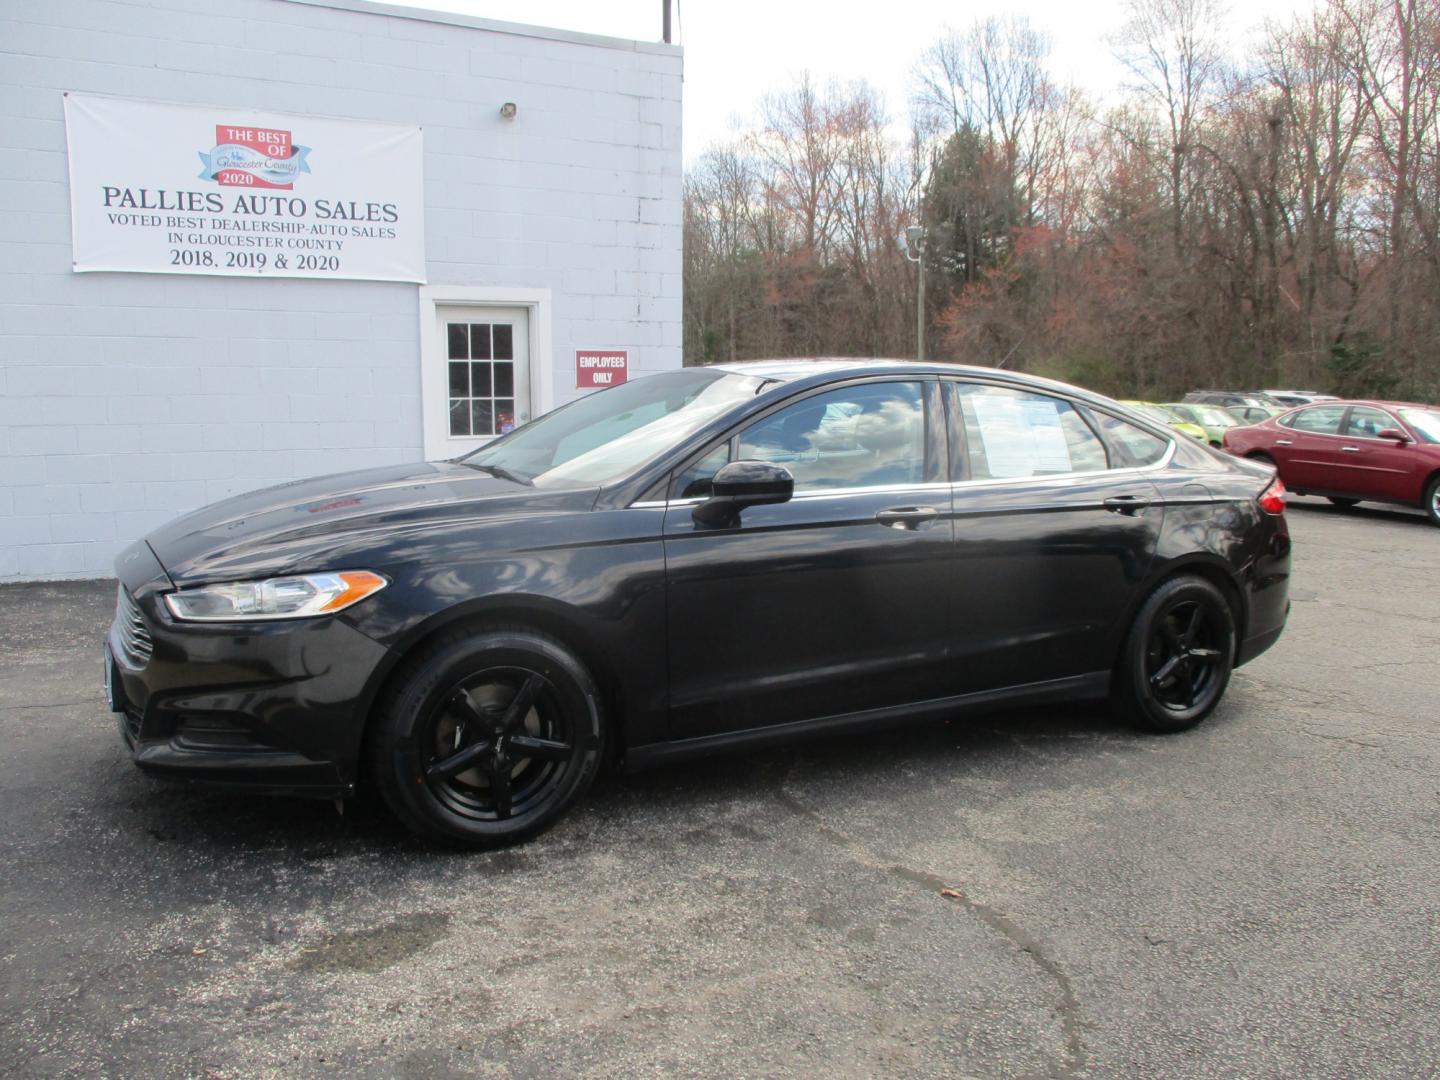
[107,361,1291,846]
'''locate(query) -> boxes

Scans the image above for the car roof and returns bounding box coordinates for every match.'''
[1290,399,1435,410]
[710,358,935,382]
[708,358,1122,406]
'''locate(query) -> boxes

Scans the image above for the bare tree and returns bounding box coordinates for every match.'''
[682,4,1440,400]
[1114,0,1226,255]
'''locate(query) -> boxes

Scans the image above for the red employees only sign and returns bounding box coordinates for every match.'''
[576,349,628,388]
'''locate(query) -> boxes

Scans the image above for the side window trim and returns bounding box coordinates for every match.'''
[922,380,949,485]
[1075,404,1115,470]
[942,380,968,482]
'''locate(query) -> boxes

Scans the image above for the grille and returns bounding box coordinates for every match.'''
[115,587,154,667]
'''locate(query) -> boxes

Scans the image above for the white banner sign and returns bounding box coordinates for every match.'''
[64,93,425,282]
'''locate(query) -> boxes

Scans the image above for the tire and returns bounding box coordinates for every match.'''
[1113,575,1236,734]
[369,627,605,847]
[1425,475,1440,527]
[1247,452,1275,467]
[1326,496,1360,509]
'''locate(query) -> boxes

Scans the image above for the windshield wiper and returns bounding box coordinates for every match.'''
[458,461,533,486]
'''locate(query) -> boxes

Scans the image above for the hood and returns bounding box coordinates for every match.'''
[145,461,597,584]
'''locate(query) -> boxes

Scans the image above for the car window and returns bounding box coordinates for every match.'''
[674,444,731,499]
[1092,412,1170,467]
[732,382,926,493]
[1282,405,1346,434]
[955,384,1108,479]
[1344,407,1397,439]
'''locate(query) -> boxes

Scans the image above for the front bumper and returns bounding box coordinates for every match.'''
[107,542,392,798]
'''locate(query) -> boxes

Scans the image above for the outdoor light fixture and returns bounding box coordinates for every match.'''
[499,102,517,119]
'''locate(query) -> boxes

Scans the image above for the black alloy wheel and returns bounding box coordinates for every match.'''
[371,628,604,846]
[1114,575,1235,733]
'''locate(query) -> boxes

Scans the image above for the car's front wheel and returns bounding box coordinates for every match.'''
[1425,475,1440,527]
[370,627,605,846]
[1114,575,1235,733]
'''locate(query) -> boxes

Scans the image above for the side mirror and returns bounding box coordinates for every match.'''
[692,460,794,527]
[1377,428,1410,443]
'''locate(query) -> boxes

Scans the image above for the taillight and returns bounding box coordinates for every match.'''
[1257,476,1287,515]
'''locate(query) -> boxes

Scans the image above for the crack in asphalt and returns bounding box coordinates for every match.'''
[1309,599,1440,627]
[772,773,1087,1080]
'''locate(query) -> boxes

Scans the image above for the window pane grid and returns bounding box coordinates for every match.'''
[447,321,517,437]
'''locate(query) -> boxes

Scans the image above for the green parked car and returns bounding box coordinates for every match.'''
[1118,400,1209,443]
[1226,404,1285,425]
[1163,403,1240,447]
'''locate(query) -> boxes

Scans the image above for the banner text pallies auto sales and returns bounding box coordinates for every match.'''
[100,186,400,222]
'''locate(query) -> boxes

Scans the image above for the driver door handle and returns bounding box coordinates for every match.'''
[1275,439,1293,446]
[876,506,940,530]
[1103,494,1154,515]
[1340,446,1360,453]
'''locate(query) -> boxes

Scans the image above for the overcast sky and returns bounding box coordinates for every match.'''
[384,0,1316,159]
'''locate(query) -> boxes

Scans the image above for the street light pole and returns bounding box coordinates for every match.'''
[916,246,925,362]
[901,224,927,362]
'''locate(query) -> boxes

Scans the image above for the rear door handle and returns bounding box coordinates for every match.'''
[876,506,940,529]
[1103,495,1154,515]
[1340,446,1360,453]
[1275,439,1293,446]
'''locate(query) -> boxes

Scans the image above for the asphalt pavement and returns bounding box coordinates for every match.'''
[2,497,1437,1078]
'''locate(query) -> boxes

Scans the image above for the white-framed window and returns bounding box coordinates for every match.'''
[418,286,553,461]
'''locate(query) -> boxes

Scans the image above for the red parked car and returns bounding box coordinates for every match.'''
[1223,400,1440,525]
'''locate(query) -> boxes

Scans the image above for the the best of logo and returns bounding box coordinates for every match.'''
[198,124,312,189]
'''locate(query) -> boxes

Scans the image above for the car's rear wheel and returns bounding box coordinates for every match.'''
[370,628,604,846]
[1425,475,1440,527]
[1327,496,1360,509]
[1114,575,1235,734]
[1247,452,1276,467]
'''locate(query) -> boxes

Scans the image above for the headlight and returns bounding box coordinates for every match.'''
[164,571,388,622]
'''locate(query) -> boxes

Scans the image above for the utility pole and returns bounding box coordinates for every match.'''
[900,225,927,361]
[662,0,672,43]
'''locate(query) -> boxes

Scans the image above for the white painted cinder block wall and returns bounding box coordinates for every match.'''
[0,0,683,580]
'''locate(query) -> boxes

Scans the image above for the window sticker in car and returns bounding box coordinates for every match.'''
[969,393,1074,477]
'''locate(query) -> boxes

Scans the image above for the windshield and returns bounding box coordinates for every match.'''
[461,369,770,487]
[1398,408,1440,444]
[1193,407,1237,427]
